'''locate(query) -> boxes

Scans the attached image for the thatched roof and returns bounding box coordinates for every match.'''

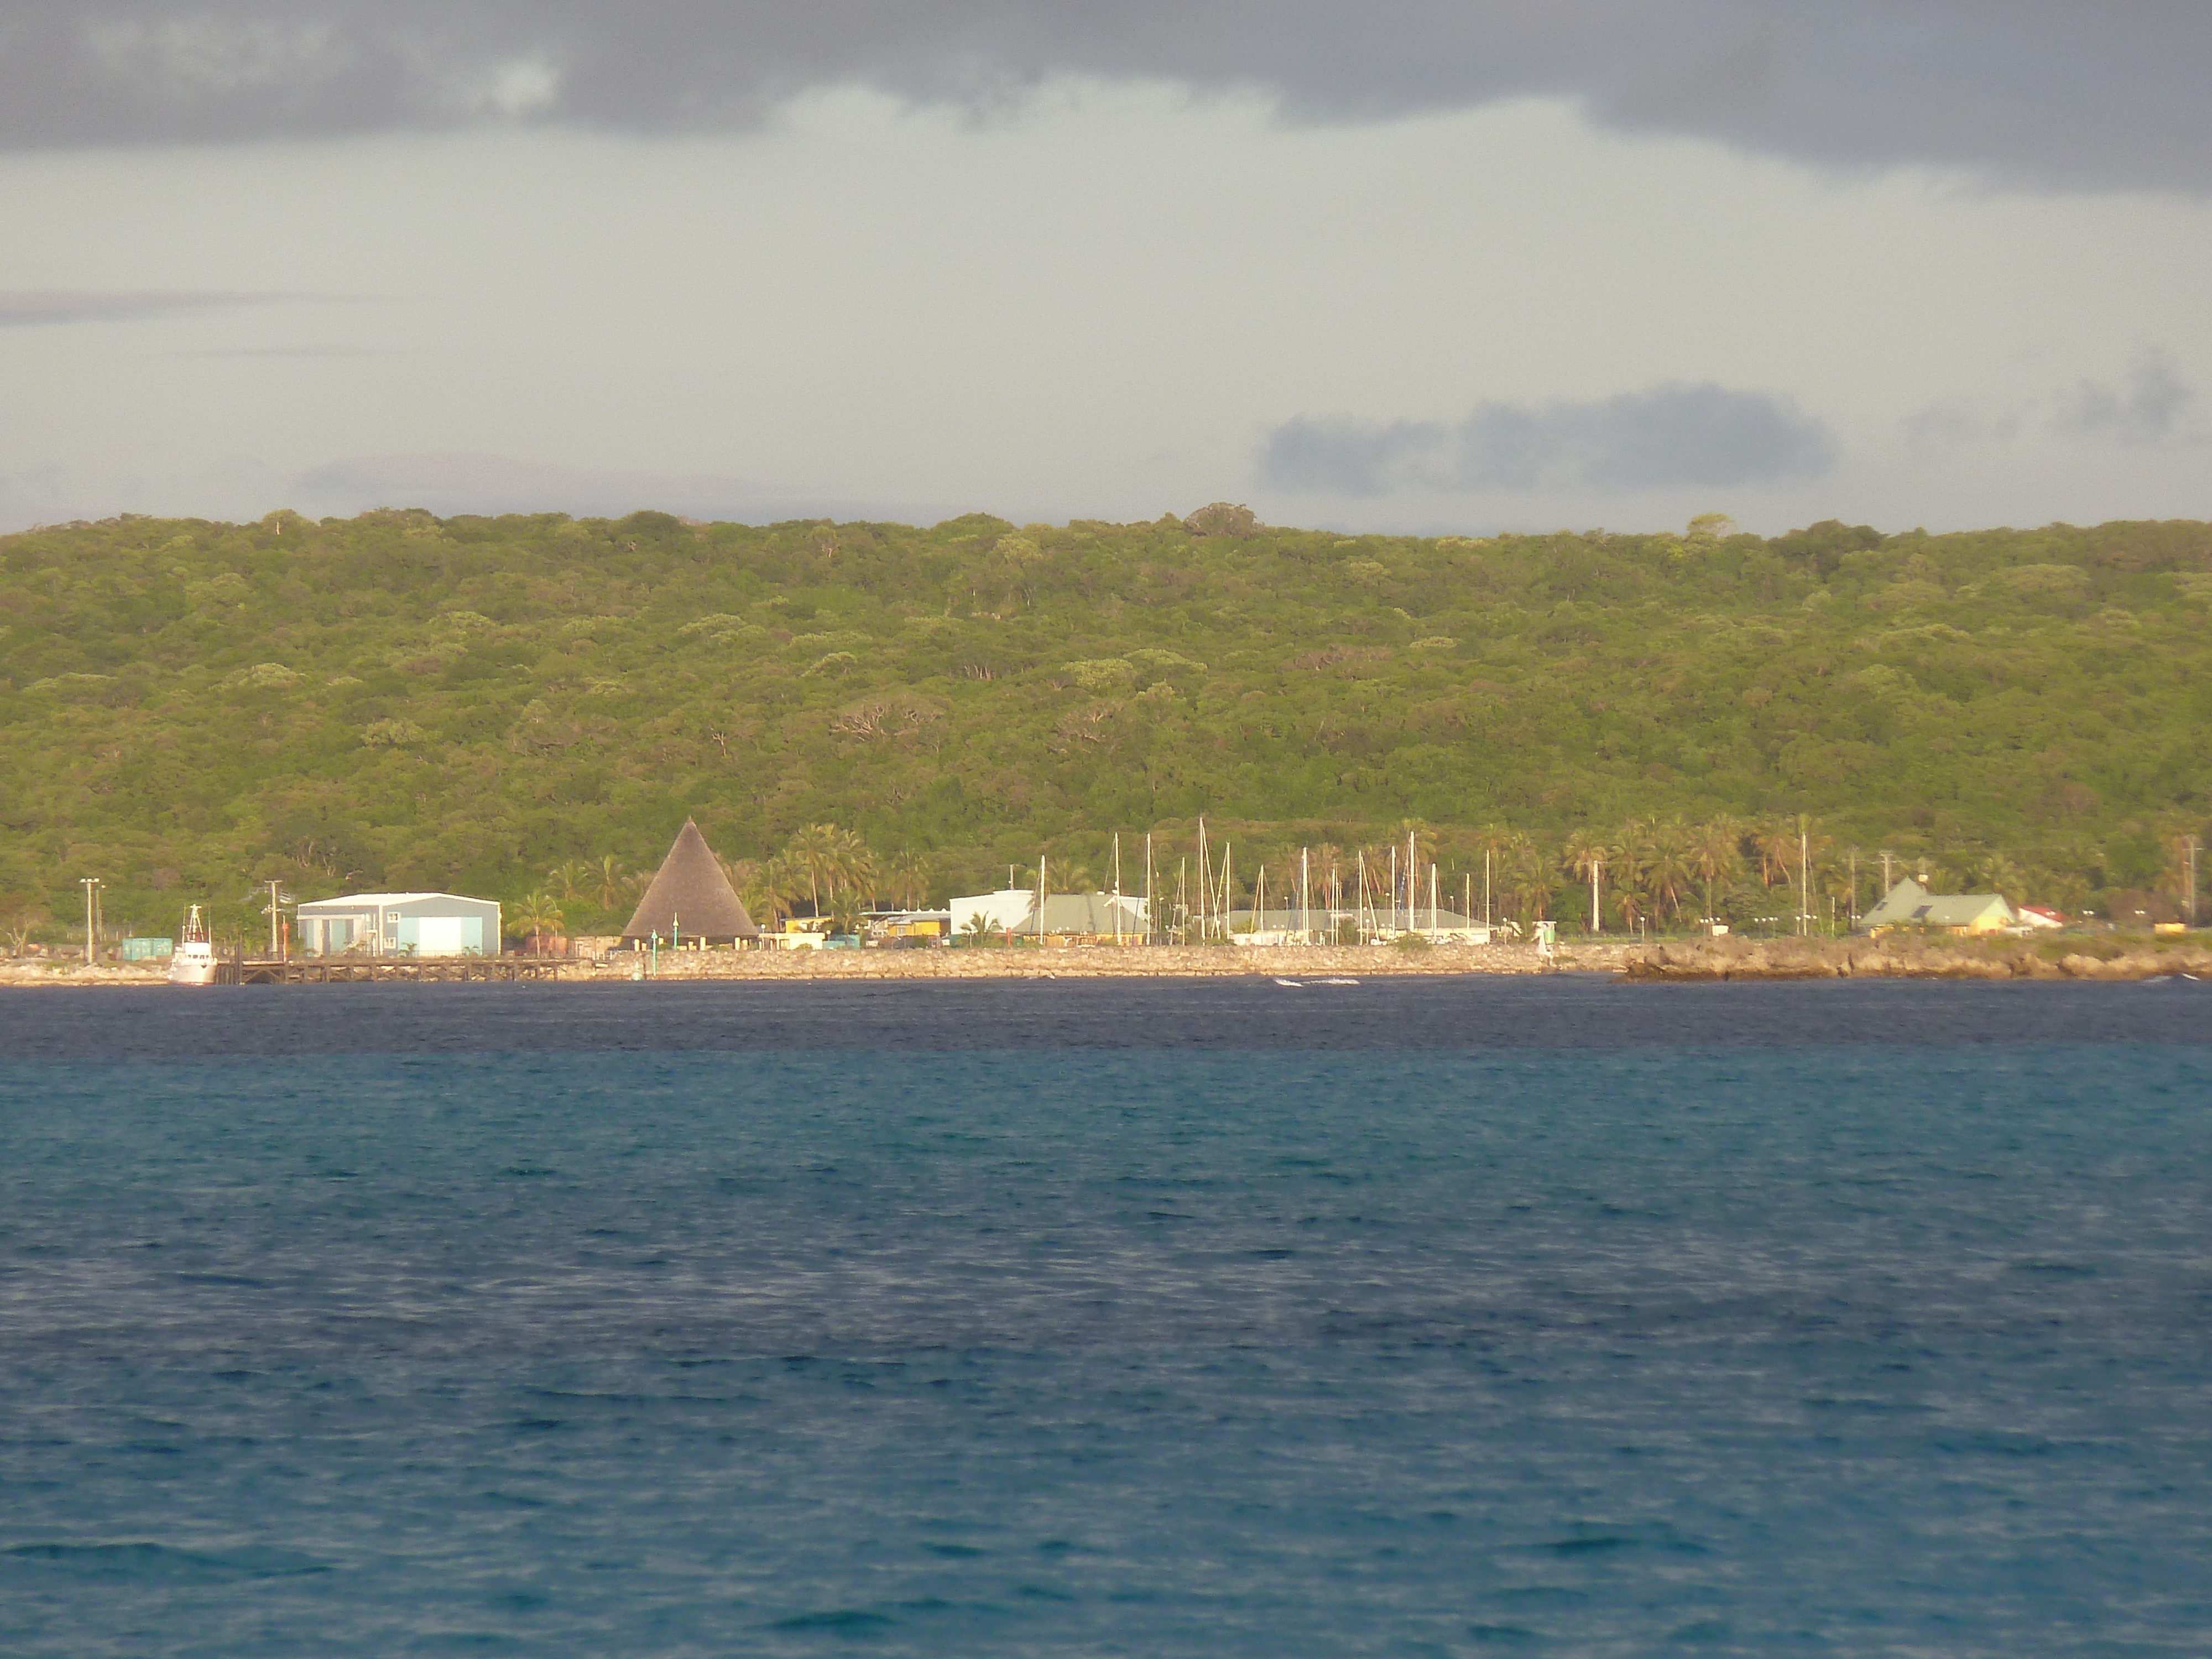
[622,819,759,942]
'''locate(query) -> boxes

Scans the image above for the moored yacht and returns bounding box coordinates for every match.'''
[167,904,218,986]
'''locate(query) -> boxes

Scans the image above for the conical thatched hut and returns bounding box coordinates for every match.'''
[622,818,760,945]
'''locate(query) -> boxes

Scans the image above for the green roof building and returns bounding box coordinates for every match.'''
[1859,878,2017,935]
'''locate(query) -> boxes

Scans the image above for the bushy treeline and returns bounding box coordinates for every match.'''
[2,504,2208,947]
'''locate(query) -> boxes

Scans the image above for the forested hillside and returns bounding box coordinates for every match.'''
[3,505,2208,945]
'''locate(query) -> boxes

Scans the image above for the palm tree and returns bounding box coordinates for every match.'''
[589,855,629,910]
[1691,817,1743,925]
[1310,842,1345,914]
[1044,857,1094,893]
[1392,818,1439,872]
[1973,850,2023,899]
[1505,841,1557,924]
[512,890,565,955]
[1560,828,1608,928]
[1644,820,1695,925]
[1753,820,1797,888]
[727,856,799,927]
[885,850,932,910]
[784,823,844,917]
[1610,820,1653,930]
[546,859,592,903]
[830,827,879,906]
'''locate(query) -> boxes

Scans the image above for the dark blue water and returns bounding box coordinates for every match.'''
[3,978,2209,1655]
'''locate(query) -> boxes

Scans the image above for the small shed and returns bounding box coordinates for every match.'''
[622,818,760,946]
[298,891,501,957]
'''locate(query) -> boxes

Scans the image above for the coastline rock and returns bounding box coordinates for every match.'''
[1625,936,2211,983]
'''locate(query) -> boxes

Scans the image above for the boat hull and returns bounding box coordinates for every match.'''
[167,947,219,986]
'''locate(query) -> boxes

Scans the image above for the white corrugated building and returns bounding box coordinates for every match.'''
[296,891,502,957]
[949,889,1149,942]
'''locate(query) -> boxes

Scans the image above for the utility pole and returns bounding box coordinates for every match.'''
[81,877,101,967]
[1799,830,1810,938]
[1849,849,1859,928]
[2188,835,2200,927]
[1880,850,1894,895]
[1483,848,1492,930]
[1591,858,1602,935]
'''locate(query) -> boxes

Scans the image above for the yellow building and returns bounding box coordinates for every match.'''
[1859,878,2017,935]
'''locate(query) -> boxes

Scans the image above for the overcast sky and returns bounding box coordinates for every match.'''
[3,2,2209,535]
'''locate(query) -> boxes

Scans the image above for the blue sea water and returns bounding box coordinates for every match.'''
[2,977,2209,1656]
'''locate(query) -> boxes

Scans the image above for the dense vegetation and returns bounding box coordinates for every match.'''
[3,504,2208,948]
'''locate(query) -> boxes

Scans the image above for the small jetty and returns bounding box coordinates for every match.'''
[216,954,577,985]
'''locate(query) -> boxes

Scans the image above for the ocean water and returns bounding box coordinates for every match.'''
[2,978,2209,1656]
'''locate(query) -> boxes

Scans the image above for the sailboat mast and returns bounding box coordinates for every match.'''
[1111,832,1121,944]
[1407,831,1416,933]
[1197,817,1209,945]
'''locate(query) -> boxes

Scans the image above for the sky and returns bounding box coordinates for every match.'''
[2,1,2209,537]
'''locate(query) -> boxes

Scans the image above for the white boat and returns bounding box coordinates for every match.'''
[167,904,219,986]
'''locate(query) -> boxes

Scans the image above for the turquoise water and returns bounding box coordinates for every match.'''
[2,980,2209,1655]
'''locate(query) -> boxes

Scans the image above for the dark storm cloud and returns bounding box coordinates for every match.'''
[1261,385,1837,496]
[2,2,2208,192]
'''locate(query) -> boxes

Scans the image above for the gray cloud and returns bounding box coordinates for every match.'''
[1,3,2208,192]
[0,289,291,326]
[2053,352,2198,447]
[1261,384,1836,497]
[1900,353,2202,456]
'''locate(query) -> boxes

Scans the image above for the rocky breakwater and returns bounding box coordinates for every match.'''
[1621,935,2212,983]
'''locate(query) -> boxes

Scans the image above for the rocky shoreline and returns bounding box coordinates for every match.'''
[7,935,2201,986]
[1620,935,2210,982]
[0,941,1634,987]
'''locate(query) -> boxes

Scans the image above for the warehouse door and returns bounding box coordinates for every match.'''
[416,916,467,956]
